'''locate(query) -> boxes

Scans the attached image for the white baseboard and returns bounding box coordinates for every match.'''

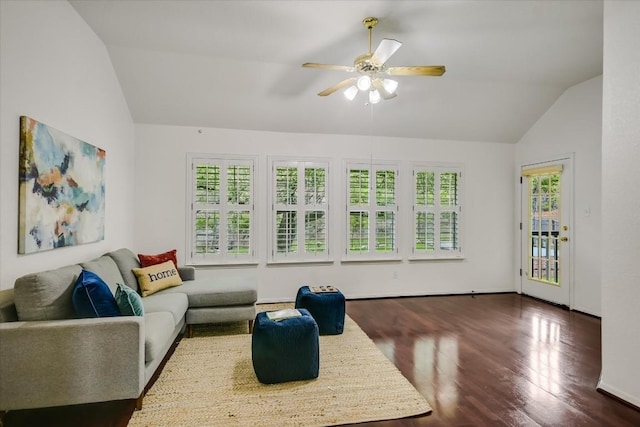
[596,378,640,408]
[257,288,515,305]
[343,288,515,300]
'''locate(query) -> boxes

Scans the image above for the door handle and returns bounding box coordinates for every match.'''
[560,237,568,242]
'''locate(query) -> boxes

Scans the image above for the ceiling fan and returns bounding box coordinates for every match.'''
[302,17,446,103]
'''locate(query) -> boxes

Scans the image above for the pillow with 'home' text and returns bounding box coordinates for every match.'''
[132,260,183,297]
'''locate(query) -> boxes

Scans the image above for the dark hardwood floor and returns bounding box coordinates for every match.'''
[3,294,639,426]
[347,294,640,427]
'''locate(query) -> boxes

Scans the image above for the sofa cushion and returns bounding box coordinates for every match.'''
[186,305,256,326]
[107,248,141,292]
[133,261,183,297]
[14,264,82,321]
[115,283,144,316]
[80,256,125,294]
[144,311,176,363]
[159,276,257,308]
[72,270,121,318]
[141,291,188,326]
[138,249,178,270]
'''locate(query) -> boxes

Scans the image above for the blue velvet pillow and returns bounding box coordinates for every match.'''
[72,270,120,318]
[115,283,144,316]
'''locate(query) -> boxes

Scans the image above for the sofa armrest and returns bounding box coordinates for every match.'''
[0,288,17,322]
[0,316,145,411]
[179,266,195,281]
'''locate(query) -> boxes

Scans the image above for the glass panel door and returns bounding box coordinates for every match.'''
[520,158,572,307]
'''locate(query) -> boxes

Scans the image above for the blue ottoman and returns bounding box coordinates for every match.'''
[295,285,345,335]
[251,308,319,384]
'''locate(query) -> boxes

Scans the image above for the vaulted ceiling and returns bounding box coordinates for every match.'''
[70,0,603,143]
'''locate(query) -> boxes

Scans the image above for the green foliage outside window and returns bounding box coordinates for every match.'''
[227,166,251,205]
[275,165,327,255]
[414,170,460,252]
[348,168,396,254]
[194,163,252,256]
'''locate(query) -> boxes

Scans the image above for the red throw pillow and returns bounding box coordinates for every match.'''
[138,249,178,270]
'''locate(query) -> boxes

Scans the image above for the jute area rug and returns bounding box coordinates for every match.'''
[128,304,432,426]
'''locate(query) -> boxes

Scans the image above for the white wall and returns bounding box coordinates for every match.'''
[0,1,135,289]
[515,76,603,316]
[599,1,640,408]
[134,124,515,302]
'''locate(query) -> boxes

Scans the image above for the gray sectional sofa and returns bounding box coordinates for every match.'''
[0,248,257,414]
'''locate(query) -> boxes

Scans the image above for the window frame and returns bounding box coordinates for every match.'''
[344,160,400,262]
[268,157,331,264]
[186,153,258,266]
[411,163,464,260]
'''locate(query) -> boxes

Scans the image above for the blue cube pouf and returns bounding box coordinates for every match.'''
[295,285,345,335]
[251,308,319,384]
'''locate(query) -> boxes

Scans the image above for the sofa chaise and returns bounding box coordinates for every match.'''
[0,248,257,416]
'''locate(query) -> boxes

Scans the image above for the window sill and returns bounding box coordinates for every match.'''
[408,255,465,261]
[267,259,334,266]
[340,257,403,263]
[187,261,259,268]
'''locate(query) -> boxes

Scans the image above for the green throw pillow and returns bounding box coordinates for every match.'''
[115,283,144,316]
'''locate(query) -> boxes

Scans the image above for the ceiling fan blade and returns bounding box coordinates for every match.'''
[317,77,357,96]
[371,39,402,66]
[386,65,446,76]
[302,63,355,72]
[372,79,397,100]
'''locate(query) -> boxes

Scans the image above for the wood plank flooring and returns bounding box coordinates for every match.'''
[346,294,640,427]
[3,293,639,426]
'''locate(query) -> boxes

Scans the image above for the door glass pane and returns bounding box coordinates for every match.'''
[527,172,561,285]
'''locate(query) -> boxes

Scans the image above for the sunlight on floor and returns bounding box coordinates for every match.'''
[528,314,562,398]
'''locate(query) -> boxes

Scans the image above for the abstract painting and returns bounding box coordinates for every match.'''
[19,116,106,254]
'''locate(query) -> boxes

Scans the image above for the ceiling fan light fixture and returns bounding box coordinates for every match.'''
[369,89,381,104]
[357,75,372,91]
[382,78,399,95]
[302,17,445,101]
[344,85,358,101]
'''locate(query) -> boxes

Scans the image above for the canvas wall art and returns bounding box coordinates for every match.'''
[19,116,106,254]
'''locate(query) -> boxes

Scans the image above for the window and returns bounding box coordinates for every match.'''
[269,159,329,262]
[346,162,398,260]
[412,165,463,258]
[187,155,256,265]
